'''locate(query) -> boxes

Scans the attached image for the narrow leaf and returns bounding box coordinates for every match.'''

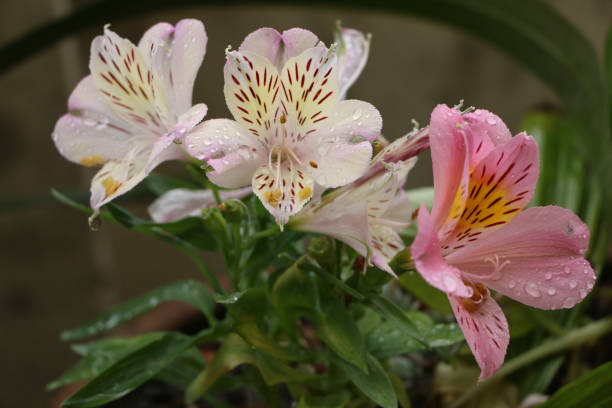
[336,353,397,408]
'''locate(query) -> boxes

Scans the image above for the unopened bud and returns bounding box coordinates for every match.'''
[389,247,414,274]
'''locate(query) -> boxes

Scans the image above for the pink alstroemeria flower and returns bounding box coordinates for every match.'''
[185,27,381,226]
[290,131,423,274]
[412,104,596,379]
[52,20,208,214]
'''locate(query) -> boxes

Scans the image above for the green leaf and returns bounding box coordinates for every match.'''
[369,294,426,345]
[297,390,351,408]
[316,296,368,373]
[61,280,215,341]
[406,186,434,210]
[47,334,165,391]
[336,353,397,408]
[153,347,207,390]
[367,312,463,359]
[61,331,198,407]
[186,333,311,403]
[388,370,411,408]
[398,271,451,315]
[537,361,612,408]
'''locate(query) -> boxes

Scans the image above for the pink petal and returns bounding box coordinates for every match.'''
[412,204,473,297]
[464,109,512,147]
[428,105,470,240]
[185,119,265,189]
[335,27,370,99]
[281,28,320,61]
[52,112,135,166]
[239,27,283,67]
[169,19,207,114]
[442,133,539,250]
[448,206,596,310]
[148,186,252,223]
[449,294,509,380]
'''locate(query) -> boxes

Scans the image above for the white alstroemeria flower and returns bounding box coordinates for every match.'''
[186,27,382,226]
[289,130,425,274]
[335,25,371,100]
[148,186,252,223]
[52,20,208,214]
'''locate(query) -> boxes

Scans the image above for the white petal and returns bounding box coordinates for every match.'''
[335,27,371,100]
[185,119,266,189]
[148,186,252,222]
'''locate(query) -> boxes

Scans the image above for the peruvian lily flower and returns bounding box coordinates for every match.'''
[412,104,596,379]
[290,131,421,274]
[149,186,252,223]
[52,20,208,216]
[185,27,382,226]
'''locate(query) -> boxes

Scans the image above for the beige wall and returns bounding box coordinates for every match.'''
[1,1,611,406]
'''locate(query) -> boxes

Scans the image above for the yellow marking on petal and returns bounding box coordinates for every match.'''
[102,176,120,197]
[298,186,312,201]
[80,155,105,168]
[266,189,282,207]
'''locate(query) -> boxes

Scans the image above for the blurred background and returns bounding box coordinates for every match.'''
[1,0,611,406]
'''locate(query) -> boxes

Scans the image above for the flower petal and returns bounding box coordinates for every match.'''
[412,204,474,297]
[281,28,320,62]
[448,294,509,380]
[90,27,171,133]
[186,119,265,188]
[224,50,281,139]
[89,143,151,209]
[239,28,283,67]
[429,105,470,240]
[370,224,404,274]
[335,27,371,100]
[52,110,137,166]
[443,133,539,251]
[448,206,596,310]
[148,186,252,223]
[252,162,314,226]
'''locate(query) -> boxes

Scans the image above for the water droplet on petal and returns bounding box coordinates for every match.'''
[547,287,556,296]
[563,266,570,273]
[563,297,575,308]
[579,289,587,299]
[544,272,552,280]
[443,276,457,292]
[526,283,541,298]
[508,280,516,289]
[586,281,594,290]
[569,280,577,289]
[486,117,497,125]
[352,109,362,120]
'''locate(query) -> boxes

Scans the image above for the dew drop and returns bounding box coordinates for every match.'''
[486,117,497,125]
[579,289,587,299]
[526,283,541,298]
[544,272,552,280]
[443,276,457,292]
[586,281,594,290]
[569,279,577,289]
[563,266,570,273]
[508,280,516,289]
[352,109,362,120]
[563,297,575,308]
[547,287,556,296]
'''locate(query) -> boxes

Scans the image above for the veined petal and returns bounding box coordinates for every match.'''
[252,162,314,225]
[89,143,151,209]
[448,206,595,310]
[303,139,372,188]
[280,46,339,136]
[186,119,265,188]
[370,224,404,274]
[52,111,139,166]
[149,186,252,222]
[429,105,470,240]
[336,27,371,100]
[224,50,281,141]
[464,109,512,148]
[449,294,509,380]
[412,204,474,297]
[90,27,171,134]
[443,133,539,251]
[383,188,415,229]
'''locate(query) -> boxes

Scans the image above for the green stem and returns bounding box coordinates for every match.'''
[527,309,567,337]
[249,225,280,242]
[450,317,612,408]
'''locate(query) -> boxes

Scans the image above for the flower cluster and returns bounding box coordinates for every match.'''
[52,20,595,380]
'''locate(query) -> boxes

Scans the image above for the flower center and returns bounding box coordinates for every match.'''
[459,280,489,312]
